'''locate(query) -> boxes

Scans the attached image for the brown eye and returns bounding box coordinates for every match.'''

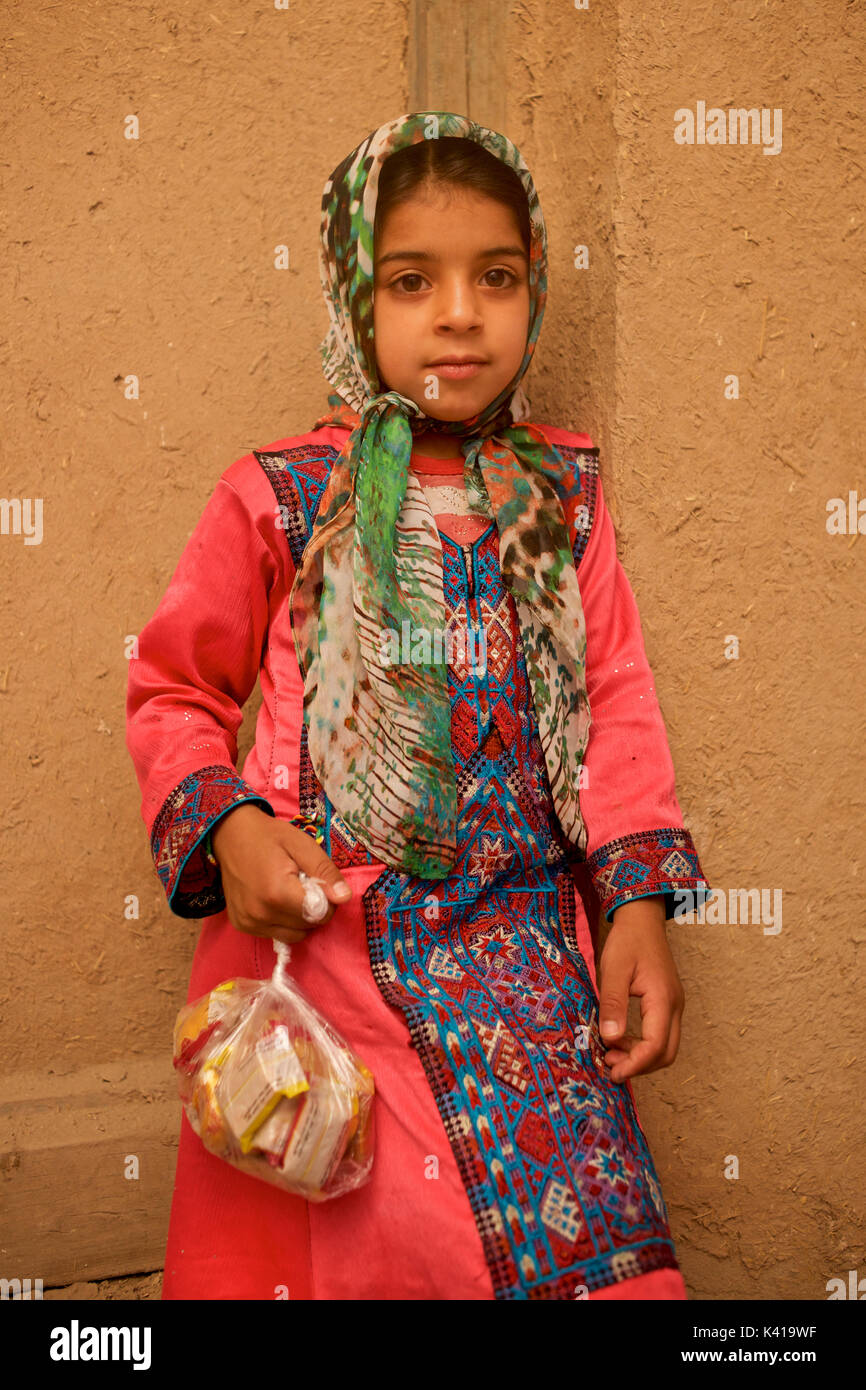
[483,268,517,288]
[395,273,426,293]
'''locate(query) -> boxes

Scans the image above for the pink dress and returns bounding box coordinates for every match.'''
[126,421,709,1300]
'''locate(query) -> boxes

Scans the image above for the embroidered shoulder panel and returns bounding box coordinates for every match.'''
[254,443,338,571]
[552,443,599,570]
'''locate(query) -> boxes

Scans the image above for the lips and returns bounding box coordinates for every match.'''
[428,357,488,366]
[427,356,489,382]
[429,360,487,380]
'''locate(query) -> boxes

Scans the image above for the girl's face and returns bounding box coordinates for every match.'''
[373,185,531,428]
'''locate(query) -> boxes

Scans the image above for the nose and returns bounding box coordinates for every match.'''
[432,274,484,331]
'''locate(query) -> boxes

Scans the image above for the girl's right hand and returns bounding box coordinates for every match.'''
[210,803,353,945]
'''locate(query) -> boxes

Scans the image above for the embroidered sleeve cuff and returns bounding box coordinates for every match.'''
[585,827,711,924]
[151,764,276,919]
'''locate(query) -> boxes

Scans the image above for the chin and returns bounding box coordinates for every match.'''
[388,392,457,421]
[382,374,505,421]
[415,388,500,421]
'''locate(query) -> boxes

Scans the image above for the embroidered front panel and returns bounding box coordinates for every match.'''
[254,440,599,876]
[254,441,596,870]
[362,527,681,1299]
[254,438,679,1295]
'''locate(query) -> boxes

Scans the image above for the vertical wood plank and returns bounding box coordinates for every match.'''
[409,0,507,130]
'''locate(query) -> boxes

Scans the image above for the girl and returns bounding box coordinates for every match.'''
[126,110,710,1301]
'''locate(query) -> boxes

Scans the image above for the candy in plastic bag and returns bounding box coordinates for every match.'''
[172,907,374,1202]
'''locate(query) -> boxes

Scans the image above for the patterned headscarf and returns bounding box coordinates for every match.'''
[288,111,592,880]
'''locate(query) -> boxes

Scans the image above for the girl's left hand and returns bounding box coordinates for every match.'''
[595,896,685,1083]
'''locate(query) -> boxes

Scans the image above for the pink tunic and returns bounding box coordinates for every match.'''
[126,421,709,1300]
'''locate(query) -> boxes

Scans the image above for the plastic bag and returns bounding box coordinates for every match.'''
[172,877,375,1202]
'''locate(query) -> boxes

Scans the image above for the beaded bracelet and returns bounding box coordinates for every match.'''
[202,813,323,869]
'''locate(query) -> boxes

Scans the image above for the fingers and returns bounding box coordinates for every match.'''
[602,994,681,1082]
[278,827,353,905]
[229,841,351,942]
[597,924,685,1082]
[597,953,632,1047]
[665,1008,682,1068]
[249,867,335,937]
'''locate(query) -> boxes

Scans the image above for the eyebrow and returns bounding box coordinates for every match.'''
[376,244,526,266]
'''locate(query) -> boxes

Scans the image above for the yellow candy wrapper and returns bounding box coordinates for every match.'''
[172,936,375,1201]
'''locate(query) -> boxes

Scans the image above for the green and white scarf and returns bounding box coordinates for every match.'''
[289,111,592,879]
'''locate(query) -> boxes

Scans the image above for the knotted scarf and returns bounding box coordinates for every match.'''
[288,111,592,879]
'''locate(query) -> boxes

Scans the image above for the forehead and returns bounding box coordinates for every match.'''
[374,188,526,257]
